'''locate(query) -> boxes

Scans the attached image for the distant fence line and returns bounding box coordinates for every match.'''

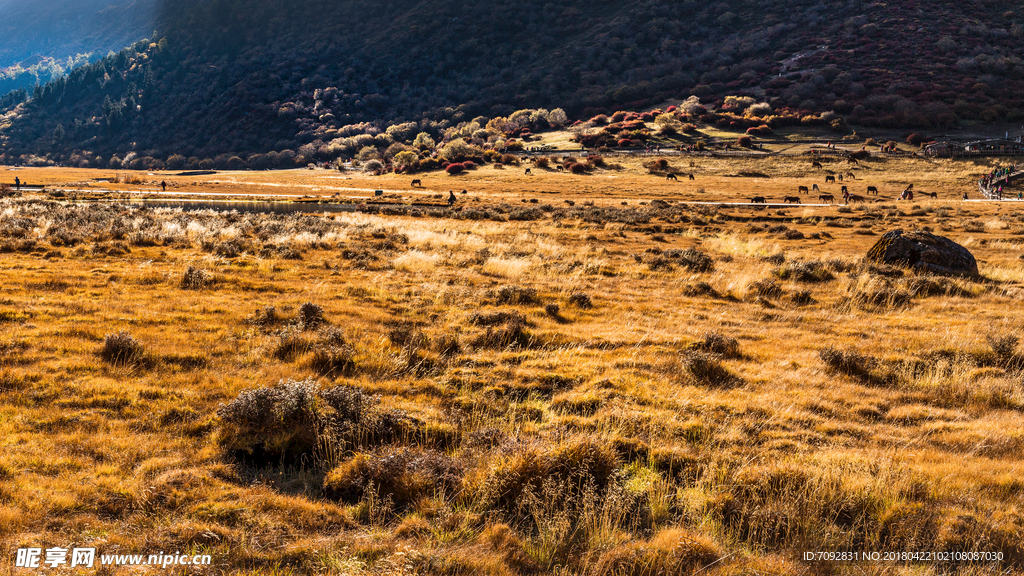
[952,150,1024,158]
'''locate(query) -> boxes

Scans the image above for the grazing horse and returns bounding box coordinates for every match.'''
[846,172,855,179]
[524,168,532,175]
[784,196,801,204]
[688,173,695,180]
[866,186,878,195]
[751,196,767,203]
[819,194,835,204]
[564,200,575,206]
[921,191,937,199]
[798,185,809,194]
[812,161,823,169]
[838,174,844,182]
[411,179,422,187]
[841,185,849,195]
[825,175,836,183]
[847,194,866,203]
[556,165,565,172]
[848,158,859,165]
[666,173,678,181]
[812,184,820,193]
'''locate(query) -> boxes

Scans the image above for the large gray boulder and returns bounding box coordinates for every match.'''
[865,229,978,277]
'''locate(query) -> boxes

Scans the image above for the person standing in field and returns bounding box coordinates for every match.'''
[448,190,457,207]
[14,177,19,190]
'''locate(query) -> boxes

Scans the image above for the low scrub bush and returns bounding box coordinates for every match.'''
[668,248,714,272]
[100,331,146,366]
[567,291,593,309]
[819,347,878,381]
[748,279,784,299]
[216,378,414,466]
[907,276,974,298]
[687,331,741,358]
[986,333,1019,361]
[494,284,541,305]
[181,266,212,289]
[322,447,463,508]
[469,310,527,327]
[307,343,356,377]
[470,316,536,349]
[298,302,326,329]
[672,350,741,388]
[773,260,834,282]
[485,436,619,510]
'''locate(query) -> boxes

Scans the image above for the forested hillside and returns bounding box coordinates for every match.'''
[0,54,93,97]
[1,0,1023,165]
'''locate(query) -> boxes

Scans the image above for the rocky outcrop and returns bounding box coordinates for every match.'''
[865,229,978,277]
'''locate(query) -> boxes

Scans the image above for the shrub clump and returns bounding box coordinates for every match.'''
[567,291,593,309]
[907,276,973,298]
[100,332,146,365]
[469,310,527,327]
[298,302,326,329]
[773,260,834,283]
[307,343,357,377]
[682,281,717,297]
[819,347,877,381]
[180,266,211,289]
[273,327,310,361]
[665,248,715,272]
[470,315,536,350]
[986,333,1019,360]
[687,331,741,358]
[673,350,742,388]
[216,378,414,465]
[486,437,619,511]
[494,285,541,305]
[748,279,783,299]
[322,447,463,508]
[247,305,281,328]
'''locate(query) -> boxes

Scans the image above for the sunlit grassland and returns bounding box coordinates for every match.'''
[0,156,1023,575]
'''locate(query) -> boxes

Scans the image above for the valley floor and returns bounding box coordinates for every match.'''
[1,153,1023,575]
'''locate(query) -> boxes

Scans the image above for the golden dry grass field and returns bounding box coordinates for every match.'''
[2,150,1024,575]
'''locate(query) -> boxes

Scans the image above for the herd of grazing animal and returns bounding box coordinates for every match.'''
[406,153,935,208]
[749,173,933,205]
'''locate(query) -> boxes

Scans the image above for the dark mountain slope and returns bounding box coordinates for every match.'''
[1,0,1022,163]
